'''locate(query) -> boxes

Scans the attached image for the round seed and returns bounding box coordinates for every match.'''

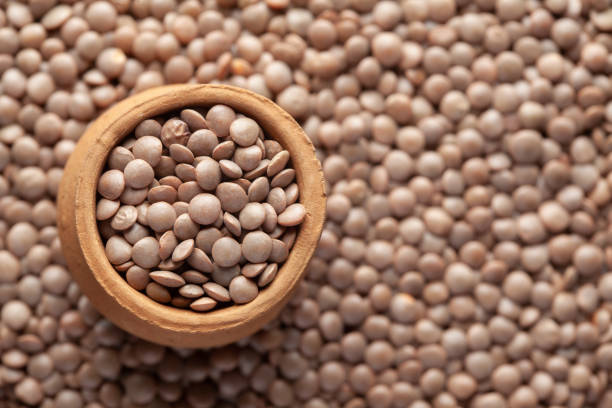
[135,119,162,138]
[244,159,270,180]
[187,129,218,156]
[158,230,178,260]
[242,263,267,278]
[173,213,200,240]
[195,228,223,254]
[41,5,72,30]
[161,118,190,147]
[155,156,177,178]
[180,109,207,131]
[147,185,177,203]
[177,181,203,202]
[171,296,191,309]
[285,183,299,205]
[190,296,217,311]
[211,237,242,268]
[116,260,135,272]
[124,159,155,189]
[269,239,288,263]
[270,168,295,188]
[126,266,150,290]
[188,193,221,225]
[216,182,248,213]
[573,244,603,276]
[229,276,258,304]
[132,136,162,167]
[223,212,242,236]
[145,282,171,303]
[195,157,222,191]
[212,140,236,161]
[264,140,283,159]
[132,237,161,269]
[187,248,213,273]
[219,159,243,178]
[248,177,269,202]
[262,203,278,233]
[124,225,149,247]
[233,145,262,172]
[136,203,149,225]
[267,187,287,214]
[278,203,306,226]
[175,163,196,182]
[110,205,138,231]
[98,169,125,200]
[267,150,290,177]
[258,263,278,287]
[203,282,231,302]
[206,105,235,138]
[149,270,185,288]
[169,143,195,163]
[147,202,176,232]
[172,239,195,262]
[211,264,241,287]
[230,117,260,147]
[105,236,132,265]
[120,187,148,206]
[242,231,273,263]
[179,284,204,298]
[159,176,182,189]
[239,202,266,230]
[181,270,208,285]
[108,146,134,171]
[96,199,120,221]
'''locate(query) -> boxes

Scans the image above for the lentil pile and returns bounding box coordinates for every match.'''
[2,0,612,407]
[97,106,305,310]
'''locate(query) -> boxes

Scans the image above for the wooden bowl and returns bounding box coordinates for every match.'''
[57,84,326,348]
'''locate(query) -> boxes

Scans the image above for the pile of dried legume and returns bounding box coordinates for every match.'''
[3,0,612,406]
[96,106,305,310]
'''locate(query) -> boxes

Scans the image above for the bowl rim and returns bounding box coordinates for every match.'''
[57,84,326,348]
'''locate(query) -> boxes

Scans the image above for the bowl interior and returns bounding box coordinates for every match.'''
[58,84,325,347]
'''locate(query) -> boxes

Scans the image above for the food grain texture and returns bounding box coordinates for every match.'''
[1,0,612,407]
[96,106,305,310]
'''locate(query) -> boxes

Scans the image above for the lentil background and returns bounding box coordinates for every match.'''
[1,0,612,407]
